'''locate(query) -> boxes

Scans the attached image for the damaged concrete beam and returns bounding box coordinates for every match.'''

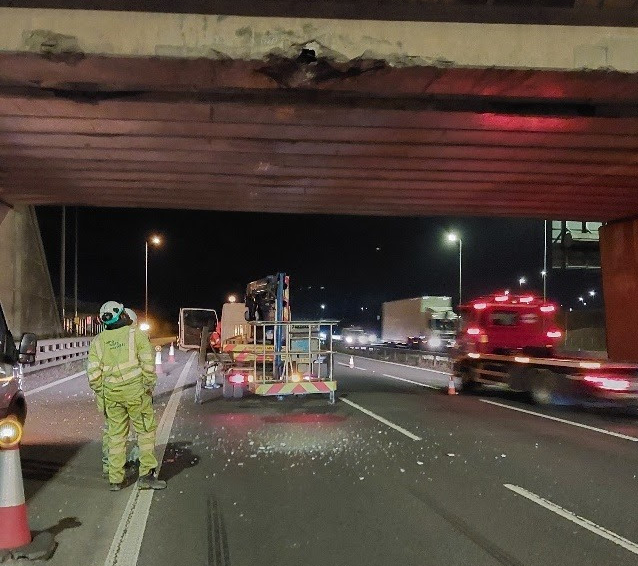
[2,8,638,72]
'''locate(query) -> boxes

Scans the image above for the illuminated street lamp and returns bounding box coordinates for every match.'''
[518,277,527,287]
[228,294,237,303]
[541,270,547,301]
[446,233,462,305]
[589,290,596,297]
[145,234,162,325]
[320,304,326,310]
[578,296,584,303]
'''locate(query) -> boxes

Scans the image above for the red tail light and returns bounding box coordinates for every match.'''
[473,303,487,310]
[467,327,482,335]
[546,330,562,339]
[584,375,631,391]
[540,305,555,313]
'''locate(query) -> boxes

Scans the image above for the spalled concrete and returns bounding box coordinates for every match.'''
[3,8,638,71]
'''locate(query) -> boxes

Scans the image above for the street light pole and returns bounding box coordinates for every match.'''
[60,206,66,323]
[144,234,162,325]
[145,240,149,323]
[543,219,548,301]
[446,233,462,305]
[458,238,462,306]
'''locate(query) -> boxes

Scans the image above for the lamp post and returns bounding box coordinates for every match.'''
[145,234,162,325]
[446,233,462,305]
[541,270,547,301]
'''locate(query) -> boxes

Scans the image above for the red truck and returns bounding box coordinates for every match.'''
[454,291,638,406]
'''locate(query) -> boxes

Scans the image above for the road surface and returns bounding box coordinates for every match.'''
[14,351,638,565]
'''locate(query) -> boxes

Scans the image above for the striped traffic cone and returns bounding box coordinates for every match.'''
[349,356,354,369]
[447,374,458,395]
[0,418,54,559]
[168,342,175,363]
[155,346,163,374]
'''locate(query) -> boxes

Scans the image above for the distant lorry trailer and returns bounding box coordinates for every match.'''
[381,296,458,351]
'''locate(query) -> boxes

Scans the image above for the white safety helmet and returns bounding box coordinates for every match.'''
[99,301,124,326]
[124,308,138,325]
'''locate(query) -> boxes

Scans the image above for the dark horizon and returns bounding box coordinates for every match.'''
[35,206,603,330]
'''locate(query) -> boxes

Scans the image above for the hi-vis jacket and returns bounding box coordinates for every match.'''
[87,326,156,393]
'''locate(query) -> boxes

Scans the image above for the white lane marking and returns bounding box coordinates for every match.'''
[25,370,86,396]
[341,397,421,441]
[104,352,196,566]
[336,362,366,370]
[504,484,638,556]
[481,399,638,442]
[339,355,452,376]
[382,373,438,390]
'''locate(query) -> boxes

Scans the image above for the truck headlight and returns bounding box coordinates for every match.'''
[428,336,442,349]
[345,336,354,344]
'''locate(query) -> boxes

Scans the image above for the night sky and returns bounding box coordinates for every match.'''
[35,207,603,330]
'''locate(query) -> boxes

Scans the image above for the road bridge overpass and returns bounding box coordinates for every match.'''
[1,4,638,356]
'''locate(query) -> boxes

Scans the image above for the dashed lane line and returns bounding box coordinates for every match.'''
[104,352,196,566]
[338,355,452,376]
[337,361,442,390]
[337,362,367,371]
[340,397,422,441]
[25,370,86,396]
[481,399,638,442]
[504,484,638,556]
[381,373,439,390]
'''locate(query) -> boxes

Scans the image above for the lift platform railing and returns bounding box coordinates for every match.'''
[251,320,337,382]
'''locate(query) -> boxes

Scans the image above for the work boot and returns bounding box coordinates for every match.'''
[109,483,122,492]
[138,470,166,490]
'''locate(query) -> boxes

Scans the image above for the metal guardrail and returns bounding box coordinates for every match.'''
[22,335,176,375]
[337,344,452,371]
[24,337,92,374]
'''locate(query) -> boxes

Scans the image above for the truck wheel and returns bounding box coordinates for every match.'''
[222,380,234,399]
[461,376,480,393]
[529,370,555,406]
[9,398,26,426]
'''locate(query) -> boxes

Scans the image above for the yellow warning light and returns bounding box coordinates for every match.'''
[0,417,22,448]
[291,373,302,382]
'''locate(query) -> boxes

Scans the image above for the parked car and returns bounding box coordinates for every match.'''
[0,303,37,424]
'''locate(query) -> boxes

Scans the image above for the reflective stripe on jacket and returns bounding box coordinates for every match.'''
[87,326,157,392]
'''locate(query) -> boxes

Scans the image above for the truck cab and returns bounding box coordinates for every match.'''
[457,292,563,357]
[178,308,218,350]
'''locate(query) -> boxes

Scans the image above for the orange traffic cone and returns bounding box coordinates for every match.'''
[447,374,458,395]
[349,356,354,369]
[155,346,163,374]
[168,342,175,363]
[0,419,54,560]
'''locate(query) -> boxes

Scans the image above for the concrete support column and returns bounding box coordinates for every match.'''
[0,205,61,338]
[599,218,638,362]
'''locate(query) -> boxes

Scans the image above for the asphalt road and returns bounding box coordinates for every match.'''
[14,351,638,565]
